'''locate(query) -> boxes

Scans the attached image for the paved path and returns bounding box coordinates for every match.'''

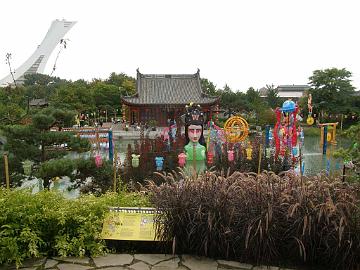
[0,254,296,270]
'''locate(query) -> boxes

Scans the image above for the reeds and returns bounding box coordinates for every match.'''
[147,171,360,269]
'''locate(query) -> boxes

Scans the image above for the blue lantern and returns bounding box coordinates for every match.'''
[281,100,296,113]
[155,156,164,171]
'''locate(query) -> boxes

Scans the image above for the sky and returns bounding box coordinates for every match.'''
[0,0,360,91]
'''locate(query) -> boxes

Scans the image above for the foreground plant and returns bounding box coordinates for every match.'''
[147,170,360,269]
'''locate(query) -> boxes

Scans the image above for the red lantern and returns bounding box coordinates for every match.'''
[95,154,103,167]
[207,152,214,165]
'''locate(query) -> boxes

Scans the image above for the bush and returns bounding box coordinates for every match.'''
[0,189,150,267]
[147,171,360,269]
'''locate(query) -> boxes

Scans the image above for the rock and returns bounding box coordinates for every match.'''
[53,257,90,265]
[44,259,58,269]
[56,263,93,270]
[92,254,133,268]
[129,262,150,270]
[181,255,218,270]
[152,258,180,270]
[134,254,176,265]
[217,260,253,269]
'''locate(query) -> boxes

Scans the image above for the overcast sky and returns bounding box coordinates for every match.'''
[0,0,359,91]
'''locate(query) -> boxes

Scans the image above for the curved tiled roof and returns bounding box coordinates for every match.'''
[122,69,218,106]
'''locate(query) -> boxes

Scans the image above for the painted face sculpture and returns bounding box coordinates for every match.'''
[188,124,203,143]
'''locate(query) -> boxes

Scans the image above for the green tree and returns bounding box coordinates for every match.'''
[265,84,281,109]
[309,68,356,117]
[201,78,219,96]
[1,108,90,188]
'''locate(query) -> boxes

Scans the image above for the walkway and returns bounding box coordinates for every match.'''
[0,254,296,270]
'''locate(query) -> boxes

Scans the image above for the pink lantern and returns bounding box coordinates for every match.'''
[95,154,103,167]
[227,150,235,162]
[207,152,214,165]
[178,153,186,167]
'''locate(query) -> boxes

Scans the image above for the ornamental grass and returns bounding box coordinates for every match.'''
[147,171,360,270]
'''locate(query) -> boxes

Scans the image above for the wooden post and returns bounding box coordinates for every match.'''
[257,144,262,175]
[193,143,197,179]
[113,147,117,192]
[4,154,10,189]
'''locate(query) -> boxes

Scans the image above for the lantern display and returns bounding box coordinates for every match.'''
[246,147,253,160]
[131,154,140,168]
[155,156,164,171]
[95,154,103,167]
[227,150,234,162]
[22,160,34,176]
[178,153,186,167]
[207,152,214,165]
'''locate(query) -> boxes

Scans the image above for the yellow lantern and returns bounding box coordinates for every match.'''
[246,146,253,160]
[131,154,140,168]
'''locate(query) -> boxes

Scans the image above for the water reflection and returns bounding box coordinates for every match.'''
[19,135,349,197]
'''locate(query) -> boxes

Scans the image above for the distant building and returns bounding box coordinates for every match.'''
[260,85,310,99]
[0,19,76,87]
[121,69,219,126]
[29,98,48,108]
[276,85,310,99]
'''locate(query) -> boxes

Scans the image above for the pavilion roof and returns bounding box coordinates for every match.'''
[122,69,219,106]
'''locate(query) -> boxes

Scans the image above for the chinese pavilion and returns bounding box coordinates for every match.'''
[121,69,219,126]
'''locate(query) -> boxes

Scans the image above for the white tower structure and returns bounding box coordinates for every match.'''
[0,19,76,86]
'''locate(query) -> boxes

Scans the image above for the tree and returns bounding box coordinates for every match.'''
[309,68,356,116]
[200,78,219,96]
[1,108,91,188]
[265,84,281,109]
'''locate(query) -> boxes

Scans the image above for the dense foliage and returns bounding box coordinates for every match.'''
[0,189,150,267]
[148,171,360,270]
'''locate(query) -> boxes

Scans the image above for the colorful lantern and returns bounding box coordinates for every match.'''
[95,154,103,167]
[207,152,214,165]
[22,160,34,176]
[178,153,186,167]
[155,156,164,171]
[266,148,271,159]
[131,154,140,168]
[246,147,253,160]
[227,150,234,162]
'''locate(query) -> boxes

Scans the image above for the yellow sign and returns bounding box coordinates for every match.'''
[101,207,160,241]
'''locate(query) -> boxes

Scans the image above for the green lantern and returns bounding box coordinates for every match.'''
[22,160,34,176]
[132,154,140,168]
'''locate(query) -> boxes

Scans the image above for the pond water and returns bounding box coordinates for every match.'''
[20,135,348,197]
[301,136,348,176]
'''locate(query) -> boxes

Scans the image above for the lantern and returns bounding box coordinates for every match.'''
[155,156,164,171]
[22,160,34,176]
[95,154,103,167]
[227,150,234,162]
[207,152,214,165]
[266,148,271,159]
[178,153,186,167]
[246,147,253,160]
[292,147,298,156]
[132,154,140,168]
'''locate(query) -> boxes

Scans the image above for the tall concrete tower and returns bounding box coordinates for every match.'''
[0,19,76,86]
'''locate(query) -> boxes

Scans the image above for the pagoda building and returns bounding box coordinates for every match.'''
[121,69,219,126]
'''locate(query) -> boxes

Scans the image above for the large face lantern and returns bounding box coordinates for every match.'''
[188,124,203,143]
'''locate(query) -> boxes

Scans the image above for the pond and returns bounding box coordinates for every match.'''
[19,134,349,197]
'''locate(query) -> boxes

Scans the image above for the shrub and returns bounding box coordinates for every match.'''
[0,189,150,267]
[147,171,360,269]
